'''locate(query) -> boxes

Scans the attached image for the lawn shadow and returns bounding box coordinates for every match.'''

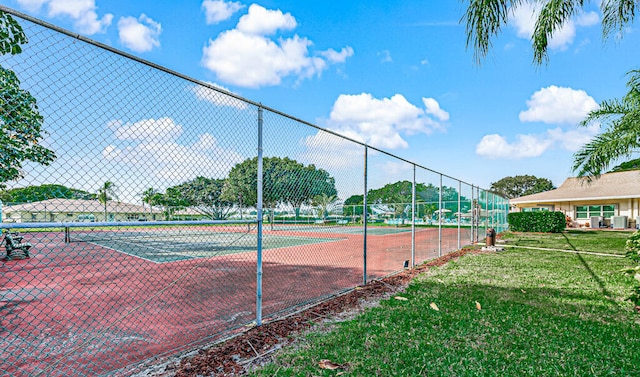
[561,232,578,251]
[561,232,619,301]
[574,253,615,301]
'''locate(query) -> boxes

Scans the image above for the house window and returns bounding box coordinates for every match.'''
[77,214,95,222]
[127,214,139,220]
[602,205,615,218]
[576,205,616,219]
[522,207,551,212]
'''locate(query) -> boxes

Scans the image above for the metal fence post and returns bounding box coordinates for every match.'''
[438,173,442,257]
[474,185,479,243]
[256,106,264,326]
[491,192,496,230]
[458,180,461,250]
[411,165,416,268]
[363,146,368,285]
[470,185,475,243]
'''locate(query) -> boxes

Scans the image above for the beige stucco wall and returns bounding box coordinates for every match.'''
[2,210,156,223]
[515,198,640,228]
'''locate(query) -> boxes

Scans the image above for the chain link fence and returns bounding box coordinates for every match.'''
[0,7,508,376]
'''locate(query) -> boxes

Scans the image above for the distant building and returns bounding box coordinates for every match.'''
[510,170,640,228]
[1,198,161,223]
[170,207,210,221]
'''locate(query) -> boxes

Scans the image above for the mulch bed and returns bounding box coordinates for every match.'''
[139,248,481,377]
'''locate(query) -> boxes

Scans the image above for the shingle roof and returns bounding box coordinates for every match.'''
[510,170,640,205]
[3,198,160,213]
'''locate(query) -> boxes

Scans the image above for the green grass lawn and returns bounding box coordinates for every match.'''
[250,237,640,376]
[500,229,634,255]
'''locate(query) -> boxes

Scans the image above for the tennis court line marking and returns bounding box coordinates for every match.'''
[90,237,254,264]
[83,239,194,264]
[78,230,261,263]
[503,244,625,258]
[258,236,348,254]
[83,235,351,264]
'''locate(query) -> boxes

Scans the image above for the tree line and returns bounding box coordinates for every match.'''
[138,157,338,221]
[0,157,338,221]
[342,180,472,220]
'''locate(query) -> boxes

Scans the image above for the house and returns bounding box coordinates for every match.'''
[1,198,161,223]
[509,170,640,228]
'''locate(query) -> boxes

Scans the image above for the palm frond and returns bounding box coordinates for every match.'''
[624,69,640,105]
[532,0,584,65]
[572,123,640,178]
[580,98,631,126]
[601,0,637,40]
[462,0,524,64]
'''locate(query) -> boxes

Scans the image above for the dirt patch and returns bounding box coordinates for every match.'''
[131,248,480,377]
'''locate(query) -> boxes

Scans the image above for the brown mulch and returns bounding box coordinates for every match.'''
[138,248,481,377]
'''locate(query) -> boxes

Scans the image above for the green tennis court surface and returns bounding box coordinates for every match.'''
[73,231,345,263]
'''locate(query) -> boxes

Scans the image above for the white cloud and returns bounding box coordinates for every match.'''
[201,4,352,88]
[302,131,364,169]
[519,86,598,125]
[422,98,450,121]
[547,22,576,50]
[510,2,538,39]
[191,82,249,109]
[236,4,296,35]
[509,2,599,51]
[320,46,354,63]
[17,0,113,34]
[547,124,600,152]
[577,11,600,27]
[476,124,600,159]
[202,0,244,24]
[15,0,47,12]
[377,160,412,176]
[477,84,600,160]
[378,50,393,63]
[321,93,448,150]
[203,30,328,87]
[107,118,182,141]
[117,14,162,53]
[476,133,553,159]
[103,118,243,182]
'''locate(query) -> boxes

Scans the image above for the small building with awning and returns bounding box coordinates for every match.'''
[509,170,640,229]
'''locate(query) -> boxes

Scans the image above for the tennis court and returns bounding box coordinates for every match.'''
[270,224,419,235]
[67,226,346,263]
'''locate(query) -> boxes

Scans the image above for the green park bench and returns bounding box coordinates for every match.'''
[2,230,32,260]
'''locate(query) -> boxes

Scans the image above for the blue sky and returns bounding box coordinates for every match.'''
[2,0,640,194]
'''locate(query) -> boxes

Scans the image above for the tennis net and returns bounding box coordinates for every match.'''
[65,222,256,243]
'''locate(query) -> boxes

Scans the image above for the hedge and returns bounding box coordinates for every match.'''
[508,211,566,233]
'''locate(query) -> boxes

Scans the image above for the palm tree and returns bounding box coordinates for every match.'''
[462,1,640,182]
[312,193,338,223]
[462,0,638,65]
[572,69,640,179]
[97,181,118,222]
[141,187,159,216]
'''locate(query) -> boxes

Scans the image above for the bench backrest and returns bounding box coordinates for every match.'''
[3,232,21,248]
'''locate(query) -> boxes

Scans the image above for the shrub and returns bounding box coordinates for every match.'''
[625,231,640,263]
[508,211,566,233]
[623,231,640,306]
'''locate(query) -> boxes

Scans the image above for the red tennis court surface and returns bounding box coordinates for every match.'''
[1,226,466,376]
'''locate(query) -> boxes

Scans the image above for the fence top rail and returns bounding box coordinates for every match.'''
[0,220,257,230]
[0,5,498,194]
